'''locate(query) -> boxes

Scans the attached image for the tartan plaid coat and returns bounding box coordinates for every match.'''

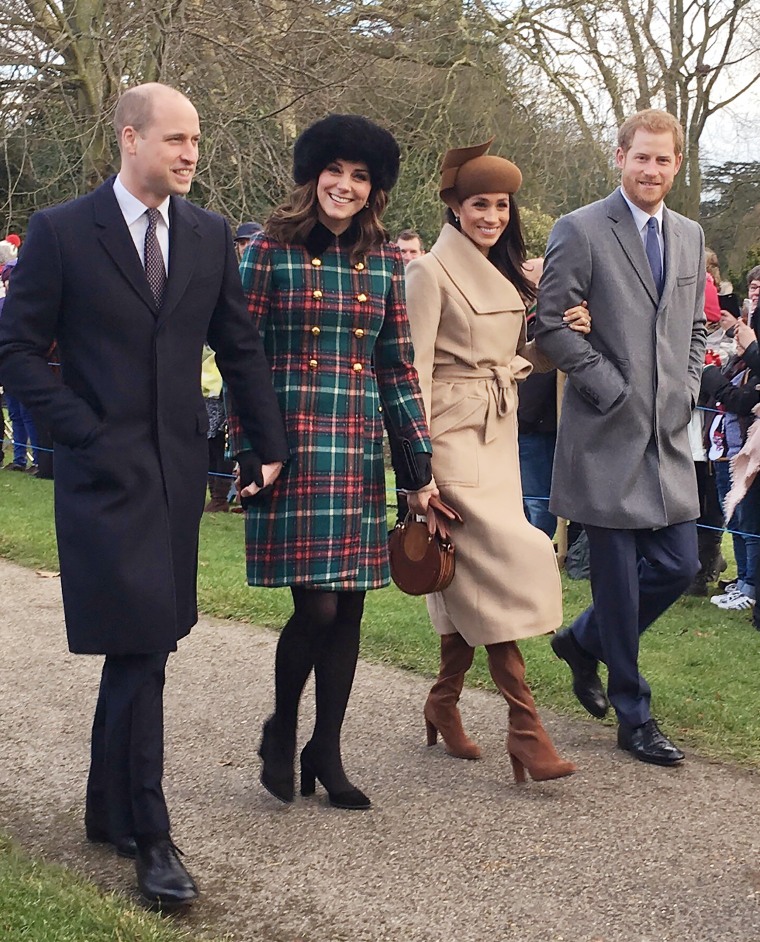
[227,225,431,589]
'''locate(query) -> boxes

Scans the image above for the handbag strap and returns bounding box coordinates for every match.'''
[424,496,463,542]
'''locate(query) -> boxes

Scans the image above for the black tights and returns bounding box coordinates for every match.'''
[273,587,365,791]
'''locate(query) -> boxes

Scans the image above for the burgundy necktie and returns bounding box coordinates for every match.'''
[144,208,166,308]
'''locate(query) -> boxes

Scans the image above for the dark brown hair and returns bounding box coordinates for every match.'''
[396,229,424,250]
[446,196,536,305]
[266,180,389,262]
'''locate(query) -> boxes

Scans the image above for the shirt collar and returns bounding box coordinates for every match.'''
[619,186,664,235]
[114,175,171,228]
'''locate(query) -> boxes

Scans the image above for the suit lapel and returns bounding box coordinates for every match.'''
[159,196,201,324]
[93,178,157,313]
[606,189,659,307]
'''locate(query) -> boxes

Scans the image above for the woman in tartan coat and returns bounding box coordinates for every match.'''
[227,115,435,810]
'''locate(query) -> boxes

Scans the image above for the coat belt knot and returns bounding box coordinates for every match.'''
[434,356,533,444]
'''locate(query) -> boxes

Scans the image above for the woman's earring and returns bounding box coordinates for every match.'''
[365,202,370,209]
[455,214,460,224]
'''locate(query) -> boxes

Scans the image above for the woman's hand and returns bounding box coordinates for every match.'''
[406,481,439,516]
[563,300,591,334]
[719,310,739,333]
[734,319,756,356]
[236,460,284,499]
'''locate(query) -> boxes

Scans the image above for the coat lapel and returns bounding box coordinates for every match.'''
[606,189,659,307]
[93,178,157,313]
[430,223,524,314]
[159,196,201,324]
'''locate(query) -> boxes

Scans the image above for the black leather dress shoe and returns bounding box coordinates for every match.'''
[617,718,685,766]
[550,628,610,719]
[135,838,199,908]
[86,825,137,860]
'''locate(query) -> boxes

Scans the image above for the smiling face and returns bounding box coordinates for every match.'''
[315,159,372,234]
[456,192,511,254]
[616,128,682,214]
[120,88,200,207]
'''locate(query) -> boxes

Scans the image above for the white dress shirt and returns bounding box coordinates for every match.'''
[620,186,664,269]
[113,176,170,275]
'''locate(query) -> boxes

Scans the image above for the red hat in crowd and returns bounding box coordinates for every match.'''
[5,234,20,248]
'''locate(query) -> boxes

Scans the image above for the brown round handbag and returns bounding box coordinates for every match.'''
[388,496,463,596]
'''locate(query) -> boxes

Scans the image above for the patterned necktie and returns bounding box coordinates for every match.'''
[144,208,166,308]
[645,216,664,295]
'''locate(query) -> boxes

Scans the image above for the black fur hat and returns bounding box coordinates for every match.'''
[293,114,401,193]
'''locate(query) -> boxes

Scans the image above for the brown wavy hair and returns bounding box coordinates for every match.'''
[266,181,389,262]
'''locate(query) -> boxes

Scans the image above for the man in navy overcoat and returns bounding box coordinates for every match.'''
[0,83,289,905]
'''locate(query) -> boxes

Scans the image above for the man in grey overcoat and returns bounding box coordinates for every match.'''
[535,109,706,766]
[0,84,289,904]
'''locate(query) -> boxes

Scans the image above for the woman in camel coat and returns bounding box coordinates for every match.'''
[405,139,589,782]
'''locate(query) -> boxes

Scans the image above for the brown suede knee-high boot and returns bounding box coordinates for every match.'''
[485,641,576,783]
[424,632,481,760]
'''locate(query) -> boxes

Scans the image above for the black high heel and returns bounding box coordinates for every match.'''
[258,716,295,804]
[299,742,371,810]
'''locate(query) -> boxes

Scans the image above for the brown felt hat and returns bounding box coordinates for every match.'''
[439,138,522,209]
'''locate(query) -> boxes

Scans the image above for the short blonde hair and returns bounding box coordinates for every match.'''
[617,109,684,157]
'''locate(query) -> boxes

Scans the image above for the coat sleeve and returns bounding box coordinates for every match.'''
[688,228,708,405]
[403,255,441,422]
[534,214,628,414]
[374,247,432,490]
[0,211,102,447]
[701,363,760,417]
[214,230,288,463]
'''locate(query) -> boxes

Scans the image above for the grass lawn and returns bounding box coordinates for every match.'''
[1,467,759,767]
[0,835,201,942]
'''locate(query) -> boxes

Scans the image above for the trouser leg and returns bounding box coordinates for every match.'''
[86,652,171,841]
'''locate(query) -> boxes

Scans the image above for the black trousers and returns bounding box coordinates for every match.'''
[85,652,171,840]
[570,521,699,727]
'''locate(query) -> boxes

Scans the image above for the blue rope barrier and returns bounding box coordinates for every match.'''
[3,435,759,537]
[1,436,236,477]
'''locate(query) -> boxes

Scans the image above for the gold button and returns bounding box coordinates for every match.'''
[313,289,323,299]
[354,328,365,338]
[355,262,365,271]
[357,293,367,303]
[309,358,318,369]
[352,362,363,372]
[378,405,383,412]
[311,258,322,267]
[311,326,321,336]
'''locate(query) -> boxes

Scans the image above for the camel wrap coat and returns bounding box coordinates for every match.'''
[405,224,562,646]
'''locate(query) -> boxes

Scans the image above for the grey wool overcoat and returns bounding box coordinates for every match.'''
[534,188,706,529]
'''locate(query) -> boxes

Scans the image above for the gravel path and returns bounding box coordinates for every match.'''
[1,557,759,942]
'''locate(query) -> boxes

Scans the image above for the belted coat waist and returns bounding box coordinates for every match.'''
[434,358,533,443]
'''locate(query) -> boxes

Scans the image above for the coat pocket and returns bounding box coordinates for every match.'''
[429,392,485,487]
[430,394,485,439]
[677,274,698,286]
